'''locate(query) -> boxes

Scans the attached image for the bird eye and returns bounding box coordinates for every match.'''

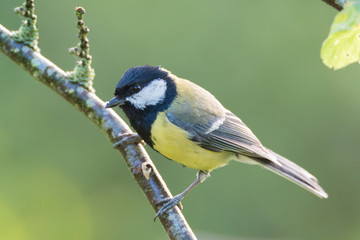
[130,84,141,93]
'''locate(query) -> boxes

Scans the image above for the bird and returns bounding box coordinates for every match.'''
[105,65,328,219]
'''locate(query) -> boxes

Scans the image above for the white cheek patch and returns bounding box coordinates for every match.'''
[126,79,167,110]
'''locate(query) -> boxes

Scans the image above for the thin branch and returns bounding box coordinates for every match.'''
[0,2,196,239]
[322,0,345,11]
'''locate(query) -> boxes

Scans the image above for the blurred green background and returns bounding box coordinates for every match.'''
[1,1,359,239]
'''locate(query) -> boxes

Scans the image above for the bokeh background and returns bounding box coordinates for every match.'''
[1,1,359,239]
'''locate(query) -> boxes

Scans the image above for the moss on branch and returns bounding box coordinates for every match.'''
[67,6,95,91]
[13,0,39,51]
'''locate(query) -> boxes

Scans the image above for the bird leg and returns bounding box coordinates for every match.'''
[154,170,210,221]
[113,133,145,149]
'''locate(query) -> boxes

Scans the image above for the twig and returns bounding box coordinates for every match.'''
[13,0,39,50]
[67,6,95,91]
[322,0,345,11]
[0,1,196,239]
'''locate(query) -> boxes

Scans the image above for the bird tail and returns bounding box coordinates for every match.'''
[254,148,328,199]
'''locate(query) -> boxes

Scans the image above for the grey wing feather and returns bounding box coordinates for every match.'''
[167,109,277,162]
[211,112,260,145]
[197,111,278,161]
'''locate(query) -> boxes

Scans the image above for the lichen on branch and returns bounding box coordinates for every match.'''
[12,0,39,51]
[67,6,95,92]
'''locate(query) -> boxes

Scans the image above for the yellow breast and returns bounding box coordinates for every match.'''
[151,112,232,171]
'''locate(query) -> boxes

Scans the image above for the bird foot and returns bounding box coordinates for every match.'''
[154,194,184,221]
[113,133,145,149]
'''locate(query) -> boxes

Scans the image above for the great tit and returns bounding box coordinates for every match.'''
[106,65,328,218]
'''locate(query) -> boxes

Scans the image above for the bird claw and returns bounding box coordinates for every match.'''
[113,133,145,149]
[153,194,184,221]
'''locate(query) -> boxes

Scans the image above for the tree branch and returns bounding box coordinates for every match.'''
[0,2,196,240]
[322,0,345,11]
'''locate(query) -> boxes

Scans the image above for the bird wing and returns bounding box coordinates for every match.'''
[165,78,278,162]
[166,108,277,162]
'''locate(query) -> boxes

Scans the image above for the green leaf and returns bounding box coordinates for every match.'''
[321,1,360,70]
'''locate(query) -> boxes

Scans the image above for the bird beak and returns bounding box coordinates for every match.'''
[105,97,125,108]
